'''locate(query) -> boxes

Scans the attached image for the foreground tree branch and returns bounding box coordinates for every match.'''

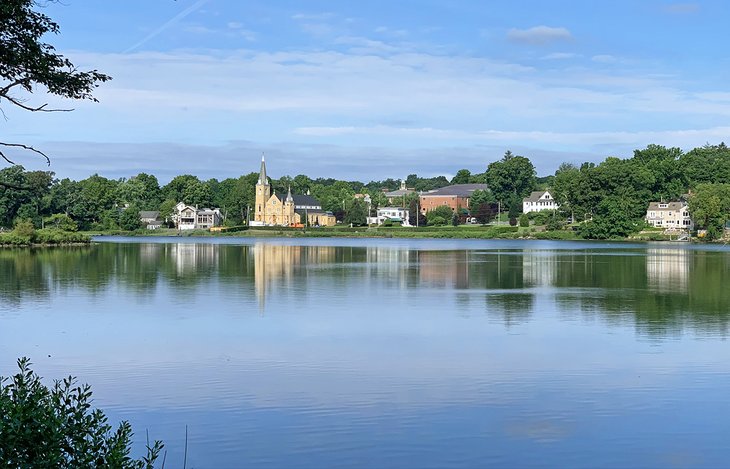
[0,0,111,173]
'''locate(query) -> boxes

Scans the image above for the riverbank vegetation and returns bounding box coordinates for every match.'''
[3,143,730,241]
[0,358,162,467]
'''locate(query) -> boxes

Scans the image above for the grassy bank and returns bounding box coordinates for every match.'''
[85,224,586,241]
[0,228,91,246]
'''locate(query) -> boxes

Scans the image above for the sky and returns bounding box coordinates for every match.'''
[3,0,730,183]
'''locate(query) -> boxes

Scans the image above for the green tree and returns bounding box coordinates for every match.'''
[519,213,529,227]
[0,358,162,468]
[451,169,471,185]
[485,151,537,208]
[0,0,110,175]
[344,198,368,226]
[688,183,730,238]
[469,189,495,209]
[119,206,142,231]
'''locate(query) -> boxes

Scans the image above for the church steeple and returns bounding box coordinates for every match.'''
[258,153,268,186]
[286,185,293,203]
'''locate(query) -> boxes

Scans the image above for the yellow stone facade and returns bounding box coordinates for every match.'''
[254,156,301,226]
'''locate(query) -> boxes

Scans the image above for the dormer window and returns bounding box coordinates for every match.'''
[658,203,668,208]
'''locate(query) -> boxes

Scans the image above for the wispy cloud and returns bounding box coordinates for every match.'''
[123,0,210,53]
[541,52,579,60]
[507,26,572,45]
[662,3,700,14]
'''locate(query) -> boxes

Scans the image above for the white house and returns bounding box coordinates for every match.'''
[523,191,559,213]
[645,201,693,230]
[173,202,223,230]
[368,207,411,226]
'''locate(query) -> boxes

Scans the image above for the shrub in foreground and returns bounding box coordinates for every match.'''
[0,358,163,468]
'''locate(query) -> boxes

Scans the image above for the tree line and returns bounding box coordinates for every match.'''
[2,143,730,238]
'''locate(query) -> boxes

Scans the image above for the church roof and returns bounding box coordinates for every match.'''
[292,194,322,208]
[257,154,268,185]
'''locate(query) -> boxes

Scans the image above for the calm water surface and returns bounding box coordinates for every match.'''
[2,237,730,468]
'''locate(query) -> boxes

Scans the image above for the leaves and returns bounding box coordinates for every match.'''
[0,358,163,468]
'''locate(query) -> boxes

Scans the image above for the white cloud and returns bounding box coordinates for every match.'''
[507,26,572,45]
[6,40,730,181]
[541,52,579,60]
[592,54,618,64]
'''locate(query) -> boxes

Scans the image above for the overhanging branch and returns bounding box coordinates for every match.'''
[0,142,51,166]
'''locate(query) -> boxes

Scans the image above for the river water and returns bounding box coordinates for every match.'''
[1,237,729,468]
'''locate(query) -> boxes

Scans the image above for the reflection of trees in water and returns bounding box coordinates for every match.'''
[484,293,535,326]
[2,244,729,336]
[553,250,730,337]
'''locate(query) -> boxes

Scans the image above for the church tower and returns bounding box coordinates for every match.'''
[255,154,270,223]
[284,185,294,225]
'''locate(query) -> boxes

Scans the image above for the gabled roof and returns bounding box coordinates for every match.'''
[647,201,687,211]
[523,191,553,203]
[292,194,322,207]
[420,184,489,197]
[139,211,160,219]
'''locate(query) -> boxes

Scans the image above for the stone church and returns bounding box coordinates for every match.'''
[252,156,336,227]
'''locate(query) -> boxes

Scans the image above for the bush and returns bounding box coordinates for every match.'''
[13,219,35,238]
[519,214,529,227]
[0,358,163,468]
[44,213,78,232]
[428,215,447,226]
[509,217,518,226]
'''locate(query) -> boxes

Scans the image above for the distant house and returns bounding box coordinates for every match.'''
[419,184,489,215]
[368,207,411,226]
[645,201,692,230]
[173,202,223,230]
[139,211,162,230]
[385,180,417,204]
[522,191,559,213]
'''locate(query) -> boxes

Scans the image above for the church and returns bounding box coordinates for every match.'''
[251,156,337,227]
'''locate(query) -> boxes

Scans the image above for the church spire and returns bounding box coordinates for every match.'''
[258,153,268,186]
[286,185,293,202]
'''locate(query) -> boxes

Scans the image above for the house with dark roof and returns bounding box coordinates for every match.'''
[522,191,559,213]
[138,210,162,230]
[419,184,489,214]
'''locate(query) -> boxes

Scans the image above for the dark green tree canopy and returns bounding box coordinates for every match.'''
[0,0,110,174]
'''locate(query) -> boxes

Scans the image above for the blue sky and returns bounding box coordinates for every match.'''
[4,0,730,182]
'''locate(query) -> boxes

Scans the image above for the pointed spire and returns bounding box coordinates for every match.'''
[286,185,293,202]
[258,152,268,186]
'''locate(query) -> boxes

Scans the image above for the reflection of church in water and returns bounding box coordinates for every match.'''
[254,243,336,310]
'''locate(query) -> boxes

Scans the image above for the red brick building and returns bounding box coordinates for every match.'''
[419,184,489,215]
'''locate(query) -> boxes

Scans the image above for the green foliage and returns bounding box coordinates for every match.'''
[119,206,143,231]
[344,198,368,226]
[450,169,471,185]
[469,189,495,208]
[577,195,641,239]
[426,205,453,226]
[472,202,495,224]
[688,183,730,239]
[486,151,537,207]
[0,358,162,468]
[13,218,35,238]
[519,213,529,227]
[44,213,77,231]
[451,212,460,226]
